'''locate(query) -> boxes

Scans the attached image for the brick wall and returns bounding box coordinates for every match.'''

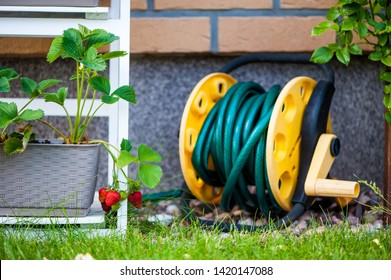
[0,0,336,56]
[131,0,335,54]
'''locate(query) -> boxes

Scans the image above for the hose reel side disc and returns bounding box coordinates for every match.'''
[266,77,318,211]
[179,73,237,204]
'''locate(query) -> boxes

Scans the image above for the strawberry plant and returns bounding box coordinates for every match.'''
[310,0,391,123]
[0,24,163,213]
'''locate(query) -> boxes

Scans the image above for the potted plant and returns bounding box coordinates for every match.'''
[310,0,390,222]
[0,24,162,217]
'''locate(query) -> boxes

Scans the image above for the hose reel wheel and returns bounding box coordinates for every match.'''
[179,73,237,204]
[266,76,324,211]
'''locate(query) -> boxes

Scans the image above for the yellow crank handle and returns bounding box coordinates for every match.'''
[304,134,360,198]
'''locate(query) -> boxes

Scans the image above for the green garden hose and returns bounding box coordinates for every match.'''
[191,81,282,216]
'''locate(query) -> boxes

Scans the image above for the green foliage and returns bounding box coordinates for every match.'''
[116,142,162,189]
[0,25,163,211]
[356,178,391,216]
[46,24,133,143]
[310,0,391,123]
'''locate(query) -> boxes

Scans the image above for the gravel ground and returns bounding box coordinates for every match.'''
[136,186,385,235]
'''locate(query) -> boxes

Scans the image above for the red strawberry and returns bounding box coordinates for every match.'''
[98,188,108,203]
[101,202,111,213]
[128,191,142,208]
[105,190,121,207]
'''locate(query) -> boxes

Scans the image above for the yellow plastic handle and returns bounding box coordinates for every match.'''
[304,134,360,198]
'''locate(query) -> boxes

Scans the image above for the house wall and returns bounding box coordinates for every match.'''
[0,0,385,190]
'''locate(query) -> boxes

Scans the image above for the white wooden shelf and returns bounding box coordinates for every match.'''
[0,0,99,7]
[0,193,105,226]
[0,6,108,14]
[0,4,110,20]
[0,0,130,233]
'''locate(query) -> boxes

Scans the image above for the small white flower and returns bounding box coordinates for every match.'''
[75,253,95,260]
[372,239,381,246]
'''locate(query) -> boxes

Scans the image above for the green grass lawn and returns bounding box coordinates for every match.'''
[1,218,390,260]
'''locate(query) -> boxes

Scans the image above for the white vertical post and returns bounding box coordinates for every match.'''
[109,0,131,232]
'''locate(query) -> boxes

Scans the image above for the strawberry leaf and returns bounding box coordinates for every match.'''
[138,144,162,163]
[101,51,127,61]
[0,77,10,93]
[112,85,136,104]
[117,150,137,169]
[62,28,83,60]
[17,109,44,121]
[85,29,118,50]
[88,76,110,95]
[3,124,32,155]
[101,95,119,104]
[44,87,67,106]
[120,138,132,152]
[0,102,18,128]
[21,77,37,94]
[78,24,91,38]
[0,68,19,81]
[38,79,62,91]
[80,47,106,71]
[138,163,162,188]
[47,36,64,63]
[3,137,24,155]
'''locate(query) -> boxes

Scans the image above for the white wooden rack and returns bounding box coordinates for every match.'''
[0,0,130,234]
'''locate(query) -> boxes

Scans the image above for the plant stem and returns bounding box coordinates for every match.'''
[79,68,90,124]
[61,105,73,135]
[89,139,120,153]
[82,89,97,126]
[84,102,104,129]
[17,95,38,114]
[73,61,81,143]
[99,142,118,184]
[37,119,68,143]
[82,71,98,127]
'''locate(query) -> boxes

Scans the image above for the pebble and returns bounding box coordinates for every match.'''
[331,215,342,225]
[348,215,360,226]
[297,220,308,231]
[299,211,313,222]
[147,214,175,225]
[363,212,377,224]
[165,204,181,217]
[238,218,254,226]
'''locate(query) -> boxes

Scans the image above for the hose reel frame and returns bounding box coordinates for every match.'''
[179,53,359,231]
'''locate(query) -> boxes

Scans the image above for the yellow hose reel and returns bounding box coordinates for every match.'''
[179,54,359,215]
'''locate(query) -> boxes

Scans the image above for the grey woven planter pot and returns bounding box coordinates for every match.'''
[0,143,100,217]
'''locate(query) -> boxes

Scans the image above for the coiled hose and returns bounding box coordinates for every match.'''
[180,81,305,231]
[179,53,335,232]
